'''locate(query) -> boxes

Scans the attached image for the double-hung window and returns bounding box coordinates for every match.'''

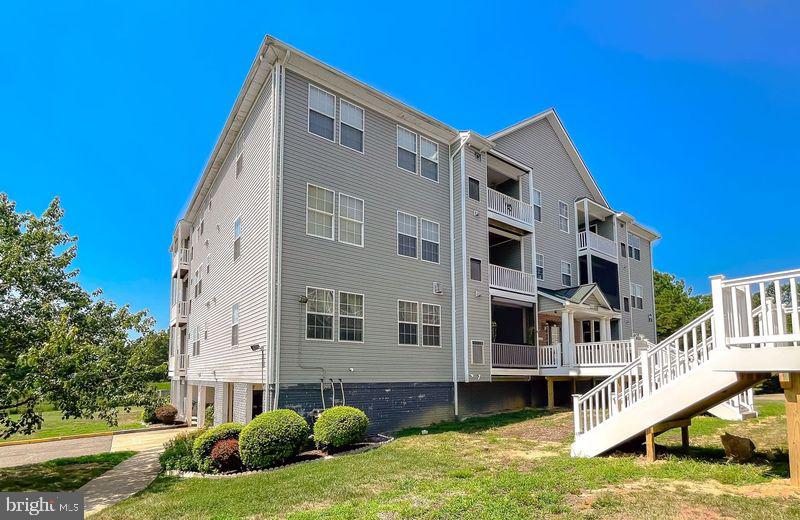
[471,341,485,365]
[231,303,239,346]
[630,283,644,309]
[397,212,418,258]
[339,100,364,152]
[421,303,441,347]
[628,233,642,261]
[233,217,242,261]
[308,85,336,141]
[561,261,572,286]
[307,184,335,240]
[236,153,243,178]
[420,137,439,182]
[306,287,334,340]
[397,126,417,173]
[558,201,569,233]
[532,189,542,222]
[338,193,364,246]
[468,177,480,201]
[339,292,364,342]
[398,300,419,345]
[192,326,200,356]
[536,253,544,281]
[420,219,440,263]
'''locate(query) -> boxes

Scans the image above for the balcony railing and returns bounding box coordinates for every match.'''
[171,301,188,323]
[573,340,636,367]
[492,343,538,368]
[172,247,189,273]
[175,353,189,372]
[490,264,536,295]
[487,188,533,227]
[537,344,561,368]
[578,231,617,258]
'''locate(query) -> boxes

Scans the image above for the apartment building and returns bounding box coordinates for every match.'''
[168,36,659,432]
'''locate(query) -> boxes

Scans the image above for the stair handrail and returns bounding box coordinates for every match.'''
[656,308,714,348]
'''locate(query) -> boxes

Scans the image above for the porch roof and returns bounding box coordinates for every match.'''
[538,284,619,317]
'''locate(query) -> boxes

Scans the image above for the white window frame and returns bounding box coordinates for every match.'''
[338,99,365,154]
[419,136,439,183]
[338,291,364,343]
[307,84,336,142]
[192,325,200,356]
[306,183,336,241]
[630,283,644,309]
[471,340,485,365]
[233,215,242,261]
[558,201,570,233]
[561,261,572,287]
[338,193,364,247]
[532,189,542,222]
[231,303,239,347]
[420,218,440,264]
[235,152,243,178]
[397,299,419,346]
[305,287,335,342]
[396,211,418,259]
[535,253,544,281]
[396,125,418,174]
[421,303,442,347]
[628,233,642,261]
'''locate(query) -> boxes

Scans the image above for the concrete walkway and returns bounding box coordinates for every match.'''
[79,449,162,516]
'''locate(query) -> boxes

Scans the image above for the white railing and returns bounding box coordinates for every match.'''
[172,247,189,272]
[490,264,536,295]
[723,388,756,414]
[492,343,538,368]
[713,268,800,349]
[171,301,188,322]
[573,340,637,367]
[176,353,189,372]
[537,344,561,368]
[487,188,533,227]
[578,231,617,258]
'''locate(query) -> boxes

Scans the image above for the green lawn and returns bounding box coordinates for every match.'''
[2,408,145,444]
[95,399,799,519]
[0,452,136,492]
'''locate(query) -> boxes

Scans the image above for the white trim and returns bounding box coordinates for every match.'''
[397,299,420,346]
[231,303,240,347]
[627,232,642,261]
[421,303,442,348]
[307,83,336,142]
[536,253,544,281]
[338,98,365,154]
[420,218,440,264]
[396,210,419,259]
[338,291,364,344]
[396,125,418,174]
[531,189,542,222]
[419,135,440,183]
[337,192,365,247]
[558,200,570,234]
[305,286,335,342]
[233,214,242,262]
[306,183,336,241]
[561,261,573,287]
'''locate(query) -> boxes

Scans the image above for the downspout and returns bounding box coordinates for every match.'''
[460,141,469,383]
[448,139,464,420]
[265,62,279,410]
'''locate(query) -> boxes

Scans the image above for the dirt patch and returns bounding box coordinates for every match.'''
[494,410,574,443]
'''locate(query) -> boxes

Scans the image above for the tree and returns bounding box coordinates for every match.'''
[654,271,712,342]
[0,194,163,438]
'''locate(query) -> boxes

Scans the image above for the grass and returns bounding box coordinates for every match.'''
[1,408,145,444]
[0,452,136,492]
[95,398,799,519]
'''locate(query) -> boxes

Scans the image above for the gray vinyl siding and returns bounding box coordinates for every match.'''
[618,220,634,339]
[278,70,453,384]
[628,233,657,341]
[183,72,274,384]
[451,145,466,381]
[492,118,597,292]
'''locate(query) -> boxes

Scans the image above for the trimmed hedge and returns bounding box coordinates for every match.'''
[210,438,242,472]
[239,410,309,470]
[192,423,243,473]
[155,404,178,424]
[160,429,204,471]
[313,406,368,450]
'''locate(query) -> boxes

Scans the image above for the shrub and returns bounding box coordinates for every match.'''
[313,406,368,450]
[192,422,243,473]
[155,404,178,424]
[204,404,215,425]
[239,410,309,470]
[210,438,242,472]
[141,397,168,424]
[160,429,204,471]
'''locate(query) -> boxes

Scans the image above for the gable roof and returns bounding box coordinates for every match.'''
[538,283,613,309]
[488,109,609,208]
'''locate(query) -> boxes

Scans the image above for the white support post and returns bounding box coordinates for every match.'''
[710,275,728,350]
[572,394,582,436]
[196,385,206,428]
[561,309,572,367]
[640,351,651,397]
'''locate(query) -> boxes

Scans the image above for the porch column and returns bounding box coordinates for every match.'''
[600,318,610,341]
[560,309,571,366]
[197,384,206,428]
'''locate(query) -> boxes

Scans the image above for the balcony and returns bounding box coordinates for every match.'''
[487,188,533,231]
[174,353,188,375]
[492,340,647,372]
[578,231,617,260]
[170,301,188,325]
[172,248,189,276]
[490,264,536,295]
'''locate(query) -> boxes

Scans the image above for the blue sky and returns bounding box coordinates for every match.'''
[1,1,798,329]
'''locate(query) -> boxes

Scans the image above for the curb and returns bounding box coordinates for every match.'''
[0,423,188,447]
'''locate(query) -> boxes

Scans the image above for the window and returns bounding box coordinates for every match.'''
[630,283,644,309]
[420,219,440,263]
[532,189,542,222]
[398,300,419,345]
[558,201,569,233]
[623,297,630,312]
[397,212,418,258]
[199,218,204,236]
[308,84,335,141]
[192,326,200,356]
[628,233,642,261]
[420,137,439,182]
[236,153,243,178]
[468,177,480,201]
[339,99,364,152]
[231,303,239,346]
[206,254,211,274]
[339,292,364,342]
[561,261,572,286]
[535,253,544,281]
[203,319,208,340]
[194,266,202,297]
[307,184,335,240]
[306,287,334,340]
[421,303,441,347]
[620,241,627,258]
[397,126,417,173]
[233,217,242,260]
[470,258,482,281]
[338,193,364,246]
[471,341,484,365]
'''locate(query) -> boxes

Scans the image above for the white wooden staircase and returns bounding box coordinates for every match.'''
[571,268,800,458]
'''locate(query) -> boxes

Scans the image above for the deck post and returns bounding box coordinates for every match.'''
[645,427,656,462]
[547,378,555,409]
[681,425,690,453]
[710,275,728,350]
[572,393,582,436]
[196,384,206,428]
[782,372,800,487]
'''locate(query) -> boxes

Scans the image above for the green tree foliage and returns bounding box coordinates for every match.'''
[654,271,712,342]
[0,194,163,438]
